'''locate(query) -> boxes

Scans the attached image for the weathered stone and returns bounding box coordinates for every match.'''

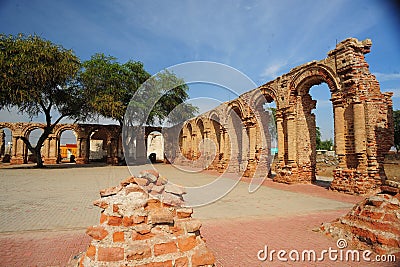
[126,244,151,261]
[191,246,215,266]
[99,185,122,197]
[86,226,108,240]
[176,208,193,219]
[148,208,174,224]
[165,183,186,195]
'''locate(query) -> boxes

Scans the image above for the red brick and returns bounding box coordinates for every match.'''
[382,213,398,223]
[177,235,197,252]
[176,208,193,219]
[376,235,400,247]
[154,241,177,256]
[135,232,155,240]
[191,246,215,266]
[99,185,122,197]
[86,226,108,240]
[174,257,189,267]
[122,216,133,227]
[133,215,146,224]
[170,226,184,237]
[100,213,108,224]
[135,177,150,186]
[120,176,138,186]
[107,216,122,226]
[148,208,174,224]
[86,245,96,259]
[113,204,119,212]
[93,199,109,209]
[126,244,151,260]
[113,232,124,242]
[360,210,383,220]
[137,260,173,267]
[97,247,124,261]
[146,198,162,209]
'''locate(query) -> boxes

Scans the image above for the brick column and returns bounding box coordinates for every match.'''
[353,101,367,169]
[247,125,256,160]
[333,103,346,167]
[286,113,297,165]
[276,113,285,163]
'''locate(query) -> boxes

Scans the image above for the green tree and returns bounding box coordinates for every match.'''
[316,126,322,149]
[315,126,333,150]
[0,34,89,167]
[394,110,400,152]
[80,54,197,126]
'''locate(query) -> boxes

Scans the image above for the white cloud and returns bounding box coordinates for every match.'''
[373,73,400,82]
[260,61,288,79]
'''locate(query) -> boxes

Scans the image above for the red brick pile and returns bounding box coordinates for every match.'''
[77,170,215,267]
[320,181,400,255]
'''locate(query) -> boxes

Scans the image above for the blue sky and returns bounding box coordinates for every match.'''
[0,0,399,141]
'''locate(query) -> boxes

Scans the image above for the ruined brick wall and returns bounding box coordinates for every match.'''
[320,182,400,255]
[174,38,393,195]
[78,170,215,267]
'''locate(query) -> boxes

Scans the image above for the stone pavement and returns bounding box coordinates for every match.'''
[0,164,397,266]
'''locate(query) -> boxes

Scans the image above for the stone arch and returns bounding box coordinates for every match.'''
[285,65,340,182]
[0,124,14,162]
[55,125,79,163]
[226,101,249,173]
[147,131,164,163]
[175,38,393,195]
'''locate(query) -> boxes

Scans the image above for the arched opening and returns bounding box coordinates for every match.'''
[147,131,164,163]
[26,128,44,163]
[58,129,77,163]
[89,128,108,162]
[297,79,336,183]
[0,127,12,163]
[253,92,277,178]
[210,114,221,159]
[196,119,205,163]
[227,105,248,173]
[186,123,193,160]
[309,83,336,182]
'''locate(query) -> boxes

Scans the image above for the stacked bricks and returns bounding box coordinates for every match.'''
[78,170,215,267]
[330,168,381,195]
[320,181,400,255]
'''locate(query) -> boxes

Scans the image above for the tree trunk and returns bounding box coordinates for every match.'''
[34,146,44,168]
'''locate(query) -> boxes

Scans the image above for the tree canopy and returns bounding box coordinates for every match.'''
[80,53,197,126]
[0,34,88,167]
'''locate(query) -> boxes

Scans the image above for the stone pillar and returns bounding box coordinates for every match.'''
[247,125,256,160]
[286,113,297,165]
[333,103,346,167]
[136,128,146,164]
[353,101,367,169]
[10,136,25,164]
[276,114,285,163]
[0,129,5,156]
[76,137,89,164]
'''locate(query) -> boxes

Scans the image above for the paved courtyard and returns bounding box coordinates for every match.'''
[0,163,397,266]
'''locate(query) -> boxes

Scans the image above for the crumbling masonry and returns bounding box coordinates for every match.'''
[170,38,393,195]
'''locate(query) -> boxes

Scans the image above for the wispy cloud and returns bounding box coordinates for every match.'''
[260,61,288,80]
[373,73,400,82]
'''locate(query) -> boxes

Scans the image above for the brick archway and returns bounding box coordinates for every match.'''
[174,38,393,194]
